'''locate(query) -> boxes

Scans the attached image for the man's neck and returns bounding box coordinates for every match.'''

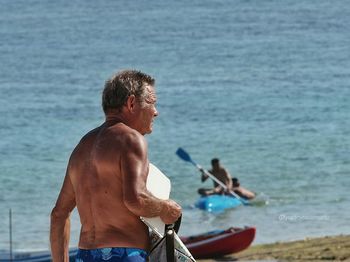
[105,110,128,124]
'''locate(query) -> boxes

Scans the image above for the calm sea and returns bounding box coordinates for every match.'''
[1,0,349,252]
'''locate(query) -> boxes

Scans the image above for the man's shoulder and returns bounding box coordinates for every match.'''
[109,124,146,149]
[113,124,143,139]
[100,123,143,140]
[75,127,101,146]
[78,124,144,146]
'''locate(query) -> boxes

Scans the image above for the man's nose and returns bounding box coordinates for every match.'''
[154,107,159,117]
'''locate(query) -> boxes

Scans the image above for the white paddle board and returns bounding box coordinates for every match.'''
[142,163,171,236]
[141,163,195,261]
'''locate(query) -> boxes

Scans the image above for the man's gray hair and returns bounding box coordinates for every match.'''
[102,69,155,113]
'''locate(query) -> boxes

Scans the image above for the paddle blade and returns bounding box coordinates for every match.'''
[176,148,192,163]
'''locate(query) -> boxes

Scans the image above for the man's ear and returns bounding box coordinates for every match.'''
[126,95,136,112]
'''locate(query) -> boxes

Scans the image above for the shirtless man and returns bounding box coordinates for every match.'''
[231,177,256,200]
[197,158,233,196]
[50,70,182,262]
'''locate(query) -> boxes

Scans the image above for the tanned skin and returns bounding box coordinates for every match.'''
[198,161,233,195]
[50,85,182,262]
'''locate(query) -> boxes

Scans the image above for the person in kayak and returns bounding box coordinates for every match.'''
[231,177,256,200]
[197,158,233,196]
[198,158,255,200]
[50,69,182,262]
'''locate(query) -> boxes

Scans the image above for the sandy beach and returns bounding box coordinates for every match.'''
[198,234,350,261]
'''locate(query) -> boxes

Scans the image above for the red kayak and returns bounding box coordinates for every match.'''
[180,226,256,259]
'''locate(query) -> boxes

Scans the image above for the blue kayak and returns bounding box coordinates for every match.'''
[195,195,242,213]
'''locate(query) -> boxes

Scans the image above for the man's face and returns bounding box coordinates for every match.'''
[134,85,158,135]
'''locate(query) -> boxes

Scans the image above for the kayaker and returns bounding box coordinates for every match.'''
[197,158,233,196]
[231,177,256,200]
[198,159,255,200]
[50,70,182,262]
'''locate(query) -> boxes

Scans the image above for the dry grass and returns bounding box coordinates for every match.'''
[198,234,350,262]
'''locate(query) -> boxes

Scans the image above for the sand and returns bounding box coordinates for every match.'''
[197,234,350,261]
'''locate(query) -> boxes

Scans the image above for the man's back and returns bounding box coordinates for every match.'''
[68,123,149,250]
[210,167,231,188]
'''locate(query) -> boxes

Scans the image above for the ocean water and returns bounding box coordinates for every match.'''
[1,0,350,252]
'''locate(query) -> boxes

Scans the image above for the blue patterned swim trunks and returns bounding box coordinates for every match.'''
[75,247,148,262]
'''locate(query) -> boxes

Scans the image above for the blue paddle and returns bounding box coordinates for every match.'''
[176,147,250,205]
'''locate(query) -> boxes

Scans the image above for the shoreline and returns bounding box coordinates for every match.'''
[198,234,350,261]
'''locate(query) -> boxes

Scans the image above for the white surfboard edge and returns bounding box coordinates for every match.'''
[141,163,196,261]
[141,163,171,237]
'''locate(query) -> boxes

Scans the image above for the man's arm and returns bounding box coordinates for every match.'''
[121,132,181,224]
[50,167,76,262]
[200,168,209,182]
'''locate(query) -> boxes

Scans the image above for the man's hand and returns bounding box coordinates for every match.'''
[160,199,182,224]
[214,186,225,194]
[200,169,209,182]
